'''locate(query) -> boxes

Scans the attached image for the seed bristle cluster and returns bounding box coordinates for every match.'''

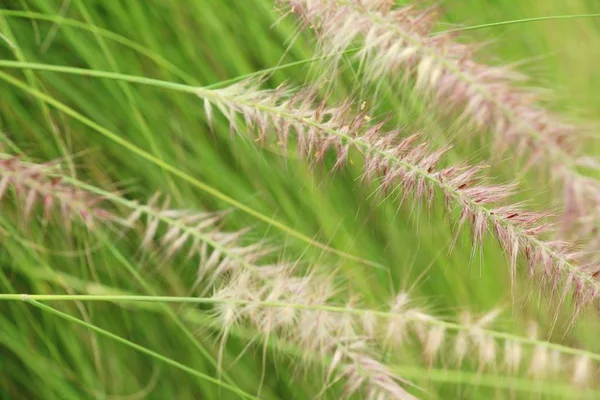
[329,342,416,400]
[126,193,273,292]
[283,0,600,236]
[125,194,421,397]
[210,264,597,394]
[0,154,115,229]
[197,79,600,311]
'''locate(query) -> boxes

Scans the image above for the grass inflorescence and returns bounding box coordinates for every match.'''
[2,0,600,399]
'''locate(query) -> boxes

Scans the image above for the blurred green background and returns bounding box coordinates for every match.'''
[1,0,600,398]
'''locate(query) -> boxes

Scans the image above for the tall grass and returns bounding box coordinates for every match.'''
[1,0,600,399]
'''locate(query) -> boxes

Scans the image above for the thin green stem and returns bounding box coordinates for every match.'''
[204,49,360,89]
[393,366,597,398]
[0,9,196,84]
[438,14,600,35]
[3,293,599,363]
[0,11,358,88]
[0,61,198,92]
[0,14,74,175]
[73,0,183,202]
[104,241,239,387]
[25,299,258,400]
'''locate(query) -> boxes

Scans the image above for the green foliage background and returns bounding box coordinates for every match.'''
[1,0,600,399]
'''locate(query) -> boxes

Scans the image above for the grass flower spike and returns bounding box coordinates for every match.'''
[0,153,116,228]
[283,0,600,234]
[197,79,600,309]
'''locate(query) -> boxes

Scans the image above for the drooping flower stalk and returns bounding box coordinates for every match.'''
[197,79,600,309]
[282,0,600,235]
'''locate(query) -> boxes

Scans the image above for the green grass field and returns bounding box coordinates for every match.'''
[2,1,600,399]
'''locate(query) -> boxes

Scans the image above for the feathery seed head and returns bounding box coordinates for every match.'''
[0,155,116,229]
[198,78,600,312]
[282,0,600,238]
[128,193,273,292]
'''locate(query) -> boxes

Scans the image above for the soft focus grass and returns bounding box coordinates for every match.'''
[1,0,600,398]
